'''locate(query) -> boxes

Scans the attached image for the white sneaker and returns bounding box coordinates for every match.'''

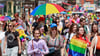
[23,50,26,55]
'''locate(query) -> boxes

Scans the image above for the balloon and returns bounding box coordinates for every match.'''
[97,17,99,20]
[17,29,27,42]
[69,18,72,21]
[76,4,79,10]
[77,18,80,23]
[19,30,24,34]
[67,16,70,20]
[20,38,24,40]
[20,36,23,39]
[72,19,75,23]
[22,39,25,42]
[23,34,27,37]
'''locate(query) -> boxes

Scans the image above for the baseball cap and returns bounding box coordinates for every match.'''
[50,23,57,28]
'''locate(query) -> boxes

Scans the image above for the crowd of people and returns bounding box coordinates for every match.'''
[0,12,100,56]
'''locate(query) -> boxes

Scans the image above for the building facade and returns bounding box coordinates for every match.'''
[0,0,7,15]
[81,0,94,5]
[94,0,100,7]
[68,0,76,5]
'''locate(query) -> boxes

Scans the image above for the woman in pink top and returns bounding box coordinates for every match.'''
[27,28,49,56]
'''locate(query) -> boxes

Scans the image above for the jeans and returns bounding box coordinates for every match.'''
[7,46,18,56]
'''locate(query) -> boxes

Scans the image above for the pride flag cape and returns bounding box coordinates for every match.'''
[68,36,87,56]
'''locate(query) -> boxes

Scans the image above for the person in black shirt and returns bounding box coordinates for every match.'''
[61,19,70,36]
[32,17,39,29]
[3,22,21,56]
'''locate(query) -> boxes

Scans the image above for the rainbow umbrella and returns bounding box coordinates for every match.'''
[0,16,11,21]
[30,3,65,16]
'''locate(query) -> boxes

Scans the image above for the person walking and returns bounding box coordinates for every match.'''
[45,23,63,56]
[0,21,6,56]
[90,22,98,42]
[27,28,49,56]
[3,22,21,56]
[68,26,90,56]
[64,23,78,56]
[90,28,100,56]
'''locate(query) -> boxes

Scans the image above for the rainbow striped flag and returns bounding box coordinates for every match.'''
[68,36,87,56]
[16,25,24,30]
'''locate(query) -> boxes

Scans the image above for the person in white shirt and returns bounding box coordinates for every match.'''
[64,23,78,56]
[0,21,5,56]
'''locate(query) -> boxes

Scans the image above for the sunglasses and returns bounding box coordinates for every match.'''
[8,25,13,27]
[65,22,69,24]
[35,33,40,34]
[52,28,57,30]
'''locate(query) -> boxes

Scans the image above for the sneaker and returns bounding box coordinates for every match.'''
[23,50,26,55]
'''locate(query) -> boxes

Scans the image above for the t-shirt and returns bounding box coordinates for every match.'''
[46,35,63,48]
[0,31,5,40]
[5,31,19,48]
[66,33,76,41]
[0,31,5,46]
[32,22,38,28]
[0,31,6,55]
[61,27,69,35]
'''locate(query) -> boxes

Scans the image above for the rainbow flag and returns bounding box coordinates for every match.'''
[16,25,24,30]
[68,36,87,56]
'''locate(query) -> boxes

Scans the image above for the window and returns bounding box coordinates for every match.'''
[68,0,76,5]
[85,2,90,4]
[98,3,100,6]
